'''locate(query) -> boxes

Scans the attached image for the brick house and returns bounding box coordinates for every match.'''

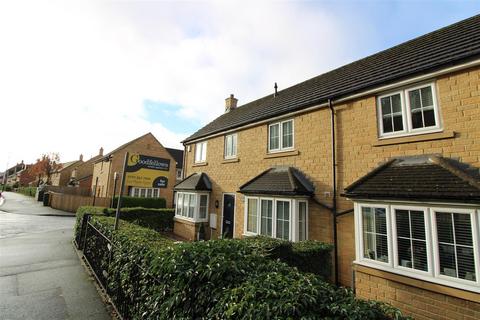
[175,15,480,319]
[50,156,83,186]
[69,148,104,189]
[92,133,182,208]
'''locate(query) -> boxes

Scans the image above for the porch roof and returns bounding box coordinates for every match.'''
[174,172,212,191]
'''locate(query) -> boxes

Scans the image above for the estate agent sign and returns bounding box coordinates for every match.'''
[125,154,170,188]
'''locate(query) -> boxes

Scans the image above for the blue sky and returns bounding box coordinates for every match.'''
[1,0,479,167]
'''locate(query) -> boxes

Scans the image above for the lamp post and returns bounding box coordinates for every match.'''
[110,172,118,208]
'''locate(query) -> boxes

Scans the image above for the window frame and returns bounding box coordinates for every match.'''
[354,202,480,293]
[391,205,433,276]
[243,196,307,242]
[268,119,294,153]
[195,141,207,163]
[224,133,238,159]
[377,82,441,138]
[175,191,209,223]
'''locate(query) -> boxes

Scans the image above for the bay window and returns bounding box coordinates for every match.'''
[175,192,209,222]
[268,119,294,152]
[355,203,480,292]
[130,187,161,198]
[244,197,307,242]
[377,83,440,138]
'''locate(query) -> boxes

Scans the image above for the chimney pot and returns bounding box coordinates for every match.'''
[225,94,238,113]
[99,147,104,156]
[79,154,83,161]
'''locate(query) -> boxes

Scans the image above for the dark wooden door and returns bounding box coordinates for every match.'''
[222,194,235,238]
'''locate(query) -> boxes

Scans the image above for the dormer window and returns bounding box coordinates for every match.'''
[377,83,440,138]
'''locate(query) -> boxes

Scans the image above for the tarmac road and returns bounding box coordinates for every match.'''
[0,192,110,320]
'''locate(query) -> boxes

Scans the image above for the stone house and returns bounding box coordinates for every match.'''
[175,15,480,319]
[69,148,104,189]
[92,133,181,208]
[50,156,83,187]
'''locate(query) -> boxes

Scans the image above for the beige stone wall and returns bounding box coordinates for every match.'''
[182,65,480,289]
[355,266,480,320]
[91,134,178,207]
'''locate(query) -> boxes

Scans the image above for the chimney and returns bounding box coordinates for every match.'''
[79,154,83,161]
[274,82,278,97]
[225,94,238,113]
[99,147,104,156]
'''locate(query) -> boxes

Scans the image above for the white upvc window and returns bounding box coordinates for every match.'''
[377,82,441,138]
[268,119,294,152]
[176,169,183,180]
[130,187,161,198]
[355,202,480,292]
[175,191,209,222]
[224,133,238,159]
[195,141,207,163]
[244,196,307,242]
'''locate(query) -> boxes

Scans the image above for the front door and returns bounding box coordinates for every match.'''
[222,194,235,238]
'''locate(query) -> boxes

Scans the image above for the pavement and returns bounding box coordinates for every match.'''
[0,192,111,320]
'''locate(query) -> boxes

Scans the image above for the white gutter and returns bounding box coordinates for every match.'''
[185,58,480,144]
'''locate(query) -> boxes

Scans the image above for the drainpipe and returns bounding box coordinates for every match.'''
[329,98,339,286]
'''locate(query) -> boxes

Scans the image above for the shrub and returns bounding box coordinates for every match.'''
[244,236,333,279]
[82,217,409,320]
[111,196,166,209]
[4,185,13,191]
[104,207,174,232]
[16,187,37,197]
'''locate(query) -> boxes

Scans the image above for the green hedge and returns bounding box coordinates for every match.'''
[2,185,13,191]
[16,187,37,197]
[83,217,409,320]
[104,207,174,232]
[244,236,333,279]
[111,196,166,209]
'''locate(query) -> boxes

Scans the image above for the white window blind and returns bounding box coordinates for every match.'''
[260,199,273,236]
[247,198,258,233]
[276,200,290,240]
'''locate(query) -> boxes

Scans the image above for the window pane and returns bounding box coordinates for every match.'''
[423,109,436,127]
[436,212,476,281]
[421,86,433,107]
[232,134,237,155]
[381,97,391,115]
[201,143,207,162]
[411,111,423,129]
[393,115,404,131]
[269,124,280,150]
[247,198,258,233]
[395,209,427,272]
[183,194,189,217]
[140,189,146,197]
[134,188,139,197]
[276,201,290,240]
[409,89,421,110]
[260,199,273,236]
[298,201,307,241]
[199,195,208,219]
[382,116,393,133]
[146,189,152,198]
[362,207,388,263]
[282,121,293,149]
[177,194,183,216]
[188,194,195,218]
[153,189,159,198]
[391,94,402,113]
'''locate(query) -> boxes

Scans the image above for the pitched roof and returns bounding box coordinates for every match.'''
[239,167,314,196]
[343,155,480,204]
[96,132,158,163]
[185,14,480,143]
[55,160,82,173]
[174,172,212,191]
[166,148,184,169]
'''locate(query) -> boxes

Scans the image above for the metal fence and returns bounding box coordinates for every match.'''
[81,218,158,319]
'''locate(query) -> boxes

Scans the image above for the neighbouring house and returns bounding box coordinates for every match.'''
[50,156,83,187]
[175,15,480,319]
[69,148,104,189]
[3,161,26,186]
[166,148,185,181]
[91,133,179,207]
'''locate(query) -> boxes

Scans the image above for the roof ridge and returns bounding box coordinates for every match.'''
[429,156,480,190]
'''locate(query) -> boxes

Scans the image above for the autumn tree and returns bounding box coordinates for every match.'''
[20,153,61,186]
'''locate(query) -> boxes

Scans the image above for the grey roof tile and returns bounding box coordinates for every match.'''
[174,172,212,191]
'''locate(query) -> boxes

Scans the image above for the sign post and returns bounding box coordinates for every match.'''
[114,152,129,231]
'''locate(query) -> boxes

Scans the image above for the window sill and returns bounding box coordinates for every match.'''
[222,158,240,164]
[264,150,299,159]
[193,162,208,167]
[174,216,208,224]
[373,131,455,147]
[354,262,480,299]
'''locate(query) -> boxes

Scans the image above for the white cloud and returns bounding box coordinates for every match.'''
[0,0,375,168]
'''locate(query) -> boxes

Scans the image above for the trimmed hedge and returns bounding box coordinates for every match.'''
[16,187,37,197]
[111,196,166,209]
[104,207,174,231]
[244,236,333,279]
[84,217,410,320]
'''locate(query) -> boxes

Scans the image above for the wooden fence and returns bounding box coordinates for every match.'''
[49,192,110,213]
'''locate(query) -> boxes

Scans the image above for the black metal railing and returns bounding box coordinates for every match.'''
[74,214,91,249]
[81,218,161,319]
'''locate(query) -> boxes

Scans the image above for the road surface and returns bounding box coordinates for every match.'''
[0,192,110,320]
